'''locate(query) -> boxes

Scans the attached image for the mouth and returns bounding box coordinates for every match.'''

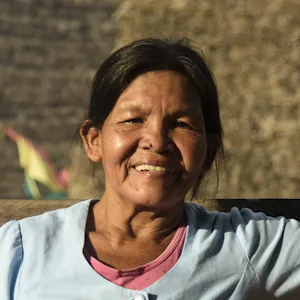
[134,164,173,173]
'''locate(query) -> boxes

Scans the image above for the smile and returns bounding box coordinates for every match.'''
[134,164,172,172]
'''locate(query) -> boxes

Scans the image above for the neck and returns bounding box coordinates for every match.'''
[88,192,185,246]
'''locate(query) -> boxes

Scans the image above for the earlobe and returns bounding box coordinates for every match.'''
[80,120,102,162]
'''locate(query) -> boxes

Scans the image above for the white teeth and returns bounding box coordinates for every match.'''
[149,165,155,171]
[135,164,170,172]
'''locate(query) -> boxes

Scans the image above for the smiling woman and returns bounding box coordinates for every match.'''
[1,38,300,300]
[81,71,209,212]
[84,38,223,197]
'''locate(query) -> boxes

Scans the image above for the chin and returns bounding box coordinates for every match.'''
[131,191,182,210]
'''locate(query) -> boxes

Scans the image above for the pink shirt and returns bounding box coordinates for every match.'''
[86,218,187,290]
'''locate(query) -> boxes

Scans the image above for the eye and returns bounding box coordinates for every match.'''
[176,120,194,129]
[124,118,144,124]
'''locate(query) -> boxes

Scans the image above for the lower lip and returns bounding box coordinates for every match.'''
[131,167,177,178]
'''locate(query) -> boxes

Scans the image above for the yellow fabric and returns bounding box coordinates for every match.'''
[24,173,41,199]
[16,138,63,193]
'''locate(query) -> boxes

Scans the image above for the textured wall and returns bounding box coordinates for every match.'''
[1,0,299,200]
[0,0,120,198]
[112,0,300,198]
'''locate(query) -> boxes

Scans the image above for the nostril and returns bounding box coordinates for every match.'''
[168,143,175,152]
[139,129,173,153]
[146,142,153,149]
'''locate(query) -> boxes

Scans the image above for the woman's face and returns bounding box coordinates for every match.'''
[91,71,207,209]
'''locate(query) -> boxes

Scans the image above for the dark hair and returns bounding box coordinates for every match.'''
[85,37,224,199]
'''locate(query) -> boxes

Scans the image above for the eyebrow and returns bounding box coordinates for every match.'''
[172,106,203,117]
[117,102,203,118]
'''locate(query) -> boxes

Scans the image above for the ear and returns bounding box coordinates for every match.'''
[80,120,102,162]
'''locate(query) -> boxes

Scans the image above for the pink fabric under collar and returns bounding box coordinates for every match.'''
[86,217,187,290]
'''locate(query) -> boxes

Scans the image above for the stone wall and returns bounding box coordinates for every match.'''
[1,0,299,200]
[0,0,120,198]
[112,0,300,199]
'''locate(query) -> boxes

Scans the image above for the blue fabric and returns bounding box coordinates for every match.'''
[1,199,300,299]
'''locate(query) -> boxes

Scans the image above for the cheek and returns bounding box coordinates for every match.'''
[101,130,138,166]
[180,135,207,170]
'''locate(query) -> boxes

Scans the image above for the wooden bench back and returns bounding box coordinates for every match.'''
[1,199,299,225]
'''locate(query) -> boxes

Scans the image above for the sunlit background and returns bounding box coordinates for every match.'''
[0,0,299,200]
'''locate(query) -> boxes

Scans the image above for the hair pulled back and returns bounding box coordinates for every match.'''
[86,38,224,199]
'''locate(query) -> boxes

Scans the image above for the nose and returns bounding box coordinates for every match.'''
[139,121,174,154]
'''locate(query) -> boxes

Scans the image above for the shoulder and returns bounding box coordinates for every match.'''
[1,199,93,250]
[185,201,298,229]
[0,220,23,265]
[184,201,294,230]
[0,220,22,253]
[18,199,93,238]
[0,219,21,239]
[0,220,23,299]
[185,201,300,257]
[184,202,300,298]
[0,200,94,298]
[184,201,233,230]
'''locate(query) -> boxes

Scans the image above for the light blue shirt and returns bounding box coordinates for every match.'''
[1,199,300,299]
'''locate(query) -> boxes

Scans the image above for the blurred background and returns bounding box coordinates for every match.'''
[0,0,299,200]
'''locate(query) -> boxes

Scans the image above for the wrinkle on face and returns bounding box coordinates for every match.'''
[97,70,207,212]
[84,70,210,250]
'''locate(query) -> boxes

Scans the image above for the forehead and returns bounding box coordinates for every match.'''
[116,70,202,111]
